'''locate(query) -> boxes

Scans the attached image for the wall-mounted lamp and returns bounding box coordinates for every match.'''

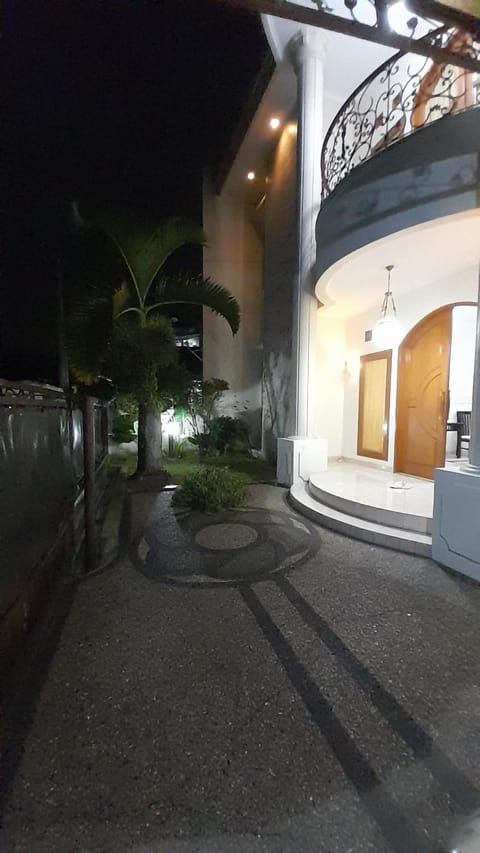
[343,351,360,381]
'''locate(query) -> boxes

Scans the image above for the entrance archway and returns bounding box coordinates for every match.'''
[394,303,476,480]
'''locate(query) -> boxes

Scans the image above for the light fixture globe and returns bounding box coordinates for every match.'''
[373,313,401,347]
[372,265,401,347]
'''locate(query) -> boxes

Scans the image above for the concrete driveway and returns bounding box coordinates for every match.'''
[2,485,480,852]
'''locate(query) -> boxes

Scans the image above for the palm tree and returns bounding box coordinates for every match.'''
[67,210,239,475]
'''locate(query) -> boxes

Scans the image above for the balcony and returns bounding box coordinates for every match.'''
[321,29,480,200]
[316,31,480,279]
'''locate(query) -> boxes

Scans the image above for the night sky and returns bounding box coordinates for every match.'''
[3,0,267,381]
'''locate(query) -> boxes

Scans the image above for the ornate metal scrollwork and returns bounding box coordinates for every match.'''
[321,27,480,199]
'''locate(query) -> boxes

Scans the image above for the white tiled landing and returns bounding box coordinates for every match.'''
[289,462,433,557]
[310,464,433,534]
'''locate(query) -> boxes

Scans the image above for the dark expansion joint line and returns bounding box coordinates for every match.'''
[275,574,480,813]
[240,585,431,853]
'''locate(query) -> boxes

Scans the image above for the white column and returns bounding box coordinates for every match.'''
[464,270,480,472]
[289,29,325,437]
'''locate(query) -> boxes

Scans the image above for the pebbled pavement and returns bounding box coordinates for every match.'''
[2,484,480,853]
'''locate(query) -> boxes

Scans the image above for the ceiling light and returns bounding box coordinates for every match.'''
[387,1,431,35]
[269,117,280,130]
[373,265,402,348]
[388,1,411,33]
[246,171,255,181]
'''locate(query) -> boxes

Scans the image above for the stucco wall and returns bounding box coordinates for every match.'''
[262,124,298,460]
[203,180,264,446]
[201,61,349,460]
[449,305,477,418]
[342,266,479,468]
[310,310,346,458]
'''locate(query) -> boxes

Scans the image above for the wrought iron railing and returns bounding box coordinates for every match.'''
[321,28,480,199]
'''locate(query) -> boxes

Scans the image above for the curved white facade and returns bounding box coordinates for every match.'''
[203,10,480,578]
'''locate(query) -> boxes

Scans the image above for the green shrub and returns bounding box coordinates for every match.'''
[112,412,136,443]
[189,432,216,456]
[189,416,250,457]
[172,466,247,512]
[171,438,188,459]
[209,416,250,454]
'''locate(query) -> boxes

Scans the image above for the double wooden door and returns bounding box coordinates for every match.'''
[395,306,451,480]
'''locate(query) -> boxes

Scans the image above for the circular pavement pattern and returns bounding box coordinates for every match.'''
[130,493,321,588]
[195,523,258,551]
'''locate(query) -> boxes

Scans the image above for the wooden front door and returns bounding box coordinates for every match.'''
[395,306,451,479]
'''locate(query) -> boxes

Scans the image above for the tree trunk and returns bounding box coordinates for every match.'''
[145,409,163,471]
[136,402,148,475]
[136,402,163,475]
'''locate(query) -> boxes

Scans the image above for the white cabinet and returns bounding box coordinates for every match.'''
[276,437,328,487]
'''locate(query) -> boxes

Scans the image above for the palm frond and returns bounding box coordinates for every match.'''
[148,273,240,335]
[138,315,178,366]
[113,282,135,318]
[82,207,205,305]
[65,290,114,383]
[67,200,86,233]
[106,315,178,403]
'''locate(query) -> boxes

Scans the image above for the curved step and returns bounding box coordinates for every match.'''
[309,476,432,535]
[290,482,432,557]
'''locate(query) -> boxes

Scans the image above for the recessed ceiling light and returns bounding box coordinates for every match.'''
[269,117,280,130]
[246,171,255,181]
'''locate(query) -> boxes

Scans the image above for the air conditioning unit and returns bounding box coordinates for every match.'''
[276,436,328,487]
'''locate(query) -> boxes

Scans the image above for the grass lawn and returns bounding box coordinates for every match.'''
[122,448,275,485]
[164,453,276,485]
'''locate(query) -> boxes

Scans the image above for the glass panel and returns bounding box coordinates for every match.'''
[357,351,391,460]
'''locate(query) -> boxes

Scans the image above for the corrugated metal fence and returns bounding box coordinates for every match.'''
[0,379,109,676]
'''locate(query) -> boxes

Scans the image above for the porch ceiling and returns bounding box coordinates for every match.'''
[262,13,394,101]
[316,209,480,318]
[224,16,395,194]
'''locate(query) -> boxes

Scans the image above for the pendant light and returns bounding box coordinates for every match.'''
[373,264,401,348]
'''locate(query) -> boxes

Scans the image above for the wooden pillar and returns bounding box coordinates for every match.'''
[83,395,96,572]
[101,402,109,459]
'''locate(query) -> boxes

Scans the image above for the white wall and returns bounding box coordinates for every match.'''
[449,305,477,417]
[341,266,478,468]
[323,90,344,136]
[201,34,390,460]
[203,181,264,446]
[310,310,346,457]
[262,123,298,459]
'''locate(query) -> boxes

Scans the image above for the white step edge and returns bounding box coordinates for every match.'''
[289,482,432,558]
[308,478,432,535]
